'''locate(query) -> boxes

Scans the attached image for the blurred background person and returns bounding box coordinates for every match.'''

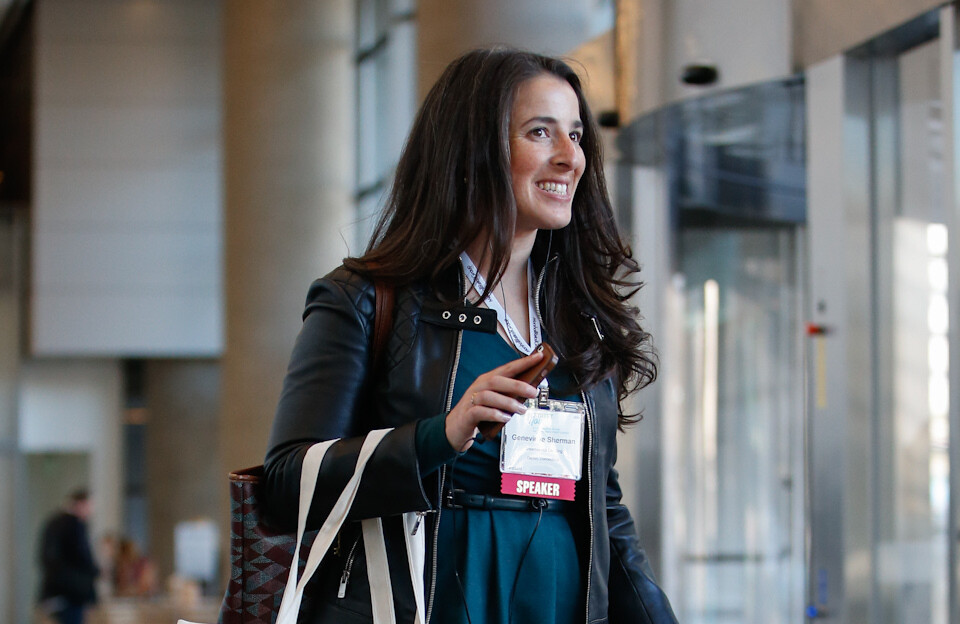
[37,489,100,624]
[113,537,159,598]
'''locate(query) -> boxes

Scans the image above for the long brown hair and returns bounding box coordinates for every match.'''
[344,47,656,425]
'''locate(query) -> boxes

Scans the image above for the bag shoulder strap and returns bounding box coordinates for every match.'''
[372,278,395,372]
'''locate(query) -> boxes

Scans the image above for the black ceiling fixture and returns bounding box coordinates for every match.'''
[681,63,719,86]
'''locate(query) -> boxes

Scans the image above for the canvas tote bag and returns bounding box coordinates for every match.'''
[178,427,426,624]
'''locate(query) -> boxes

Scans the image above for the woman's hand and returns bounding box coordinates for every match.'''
[445,351,543,452]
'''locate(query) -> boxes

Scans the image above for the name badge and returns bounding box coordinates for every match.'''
[499,399,585,501]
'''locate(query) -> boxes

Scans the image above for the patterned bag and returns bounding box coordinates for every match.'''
[179,430,424,624]
[216,466,303,623]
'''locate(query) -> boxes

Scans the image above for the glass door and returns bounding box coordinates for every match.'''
[620,75,809,624]
[663,228,805,624]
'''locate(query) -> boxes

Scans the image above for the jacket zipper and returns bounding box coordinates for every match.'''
[426,268,466,624]
[581,389,596,624]
[337,534,362,599]
[427,466,448,622]
[411,509,433,535]
[538,255,596,622]
[538,254,597,623]
[532,256,553,330]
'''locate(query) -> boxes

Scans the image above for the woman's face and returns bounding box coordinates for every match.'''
[509,73,586,238]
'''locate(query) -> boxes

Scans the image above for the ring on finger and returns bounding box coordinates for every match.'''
[471,392,477,406]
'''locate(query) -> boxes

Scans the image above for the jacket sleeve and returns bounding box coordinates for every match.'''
[605,457,679,623]
[262,271,432,530]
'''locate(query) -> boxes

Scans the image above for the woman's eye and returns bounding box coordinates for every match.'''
[570,131,582,143]
[530,127,548,138]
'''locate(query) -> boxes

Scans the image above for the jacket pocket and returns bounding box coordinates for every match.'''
[303,531,374,622]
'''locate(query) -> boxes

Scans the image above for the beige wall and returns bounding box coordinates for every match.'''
[32,0,223,357]
[794,0,944,68]
[418,0,614,100]
[619,0,792,118]
[619,0,944,119]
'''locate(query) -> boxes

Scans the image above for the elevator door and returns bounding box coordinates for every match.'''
[870,34,951,624]
[663,227,805,624]
[805,9,960,621]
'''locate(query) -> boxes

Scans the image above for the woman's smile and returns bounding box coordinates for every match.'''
[536,180,571,196]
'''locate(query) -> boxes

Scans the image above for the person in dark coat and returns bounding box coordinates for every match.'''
[38,489,100,624]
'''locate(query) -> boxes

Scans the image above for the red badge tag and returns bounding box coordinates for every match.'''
[501,473,576,501]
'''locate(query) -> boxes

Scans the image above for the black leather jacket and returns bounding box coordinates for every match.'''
[263,260,677,624]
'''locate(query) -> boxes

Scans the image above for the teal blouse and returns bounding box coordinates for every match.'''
[415,330,584,624]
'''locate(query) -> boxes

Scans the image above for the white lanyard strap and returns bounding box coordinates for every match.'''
[459,252,541,354]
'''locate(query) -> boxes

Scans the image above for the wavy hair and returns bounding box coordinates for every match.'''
[344,47,656,425]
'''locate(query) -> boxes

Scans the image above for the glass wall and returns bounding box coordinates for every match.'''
[355,0,417,249]
[625,11,960,618]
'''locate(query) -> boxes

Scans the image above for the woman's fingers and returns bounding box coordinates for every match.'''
[446,393,517,451]
[470,389,528,416]
[444,351,547,450]
[482,375,539,400]
[492,350,543,377]
[472,405,513,422]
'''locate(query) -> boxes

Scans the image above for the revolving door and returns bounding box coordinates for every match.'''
[617,77,807,624]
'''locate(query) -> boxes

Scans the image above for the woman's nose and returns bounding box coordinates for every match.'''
[552,134,582,169]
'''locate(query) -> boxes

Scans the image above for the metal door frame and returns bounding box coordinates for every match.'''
[941,6,960,624]
[806,6,960,622]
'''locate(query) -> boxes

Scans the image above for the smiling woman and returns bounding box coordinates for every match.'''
[262,48,677,624]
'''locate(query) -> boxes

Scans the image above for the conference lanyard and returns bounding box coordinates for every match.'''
[459,252,541,355]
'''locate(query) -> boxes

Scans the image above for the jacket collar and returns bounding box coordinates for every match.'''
[431,234,562,310]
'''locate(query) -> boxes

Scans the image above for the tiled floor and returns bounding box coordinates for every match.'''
[84,597,220,624]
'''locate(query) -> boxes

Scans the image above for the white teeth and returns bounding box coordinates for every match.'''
[537,181,568,195]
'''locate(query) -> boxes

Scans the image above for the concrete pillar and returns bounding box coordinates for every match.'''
[221,2,356,475]
[616,0,667,119]
[0,213,22,624]
[145,360,222,585]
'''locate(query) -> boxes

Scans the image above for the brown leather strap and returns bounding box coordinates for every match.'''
[372,279,395,372]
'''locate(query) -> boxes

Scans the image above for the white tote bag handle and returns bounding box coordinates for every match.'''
[178,427,409,624]
[276,427,391,623]
[401,511,427,624]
